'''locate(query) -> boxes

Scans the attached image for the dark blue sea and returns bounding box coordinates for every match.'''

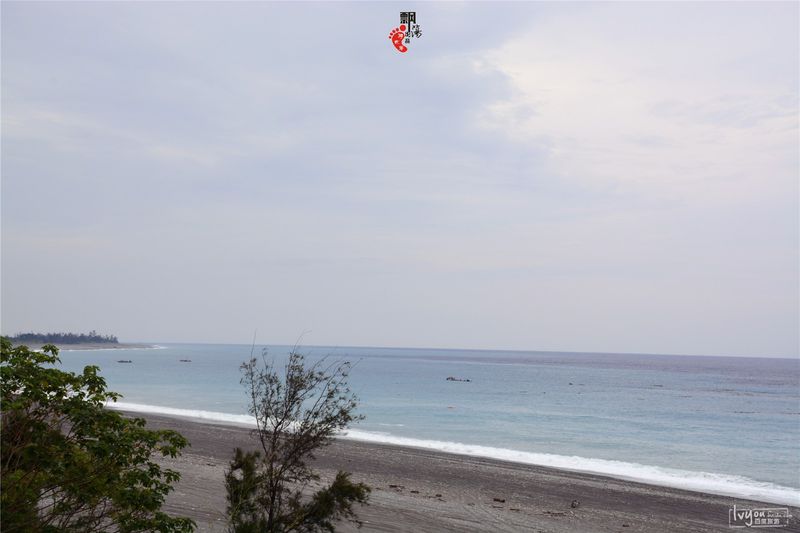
[55,344,799,505]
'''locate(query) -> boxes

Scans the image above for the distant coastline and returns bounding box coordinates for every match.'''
[56,342,158,351]
[5,331,159,351]
[21,342,158,351]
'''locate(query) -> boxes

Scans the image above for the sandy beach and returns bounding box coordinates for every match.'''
[135,413,799,533]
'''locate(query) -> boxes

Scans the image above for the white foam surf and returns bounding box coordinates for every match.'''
[112,401,257,426]
[109,401,799,506]
[59,344,166,352]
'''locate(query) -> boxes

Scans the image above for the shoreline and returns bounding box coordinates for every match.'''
[26,342,160,351]
[132,412,800,533]
[111,402,799,506]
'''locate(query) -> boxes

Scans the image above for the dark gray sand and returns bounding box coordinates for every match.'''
[136,414,799,533]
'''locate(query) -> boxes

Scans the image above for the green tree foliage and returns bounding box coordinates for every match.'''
[226,351,370,532]
[11,330,119,345]
[1,337,194,532]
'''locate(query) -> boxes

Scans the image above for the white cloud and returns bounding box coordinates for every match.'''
[2,2,797,356]
[477,3,798,207]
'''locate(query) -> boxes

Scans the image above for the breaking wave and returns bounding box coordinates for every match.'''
[109,401,799,506]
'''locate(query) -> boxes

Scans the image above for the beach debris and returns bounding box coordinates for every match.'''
[446,376,471,382]
[622,524,629,528]
[410,490,419,494]
[571,499,580,508]
[117,360,132,363]
[493,497,506,503]
[510,508,521,512]
[388,484,404,490]
[179,359,192,362]
[435,494,442,498]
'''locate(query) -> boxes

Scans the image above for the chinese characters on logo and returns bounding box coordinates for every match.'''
[389,12,422,53]
[729,505,791,528]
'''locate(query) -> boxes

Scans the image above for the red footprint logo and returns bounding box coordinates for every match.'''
[389,24,407,53]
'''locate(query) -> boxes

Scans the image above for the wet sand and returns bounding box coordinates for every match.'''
[137,414,799,533]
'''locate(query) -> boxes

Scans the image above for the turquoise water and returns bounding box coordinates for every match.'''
[54,344,800,505]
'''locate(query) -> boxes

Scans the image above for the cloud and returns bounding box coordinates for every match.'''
[1,2,797,356]
[477,2,798,206]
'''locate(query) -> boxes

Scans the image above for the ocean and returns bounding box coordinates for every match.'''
[54,343,799,506]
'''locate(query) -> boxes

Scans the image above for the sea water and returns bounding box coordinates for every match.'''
[53,344,799,505]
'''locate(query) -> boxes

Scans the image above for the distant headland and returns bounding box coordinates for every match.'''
[7,331,154,350]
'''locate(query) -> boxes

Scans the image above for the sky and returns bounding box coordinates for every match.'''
[1,2,798,357]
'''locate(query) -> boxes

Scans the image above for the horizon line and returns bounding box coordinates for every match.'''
[128,339,800,361]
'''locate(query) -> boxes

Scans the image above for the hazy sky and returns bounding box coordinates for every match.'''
[2,2,798,357]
